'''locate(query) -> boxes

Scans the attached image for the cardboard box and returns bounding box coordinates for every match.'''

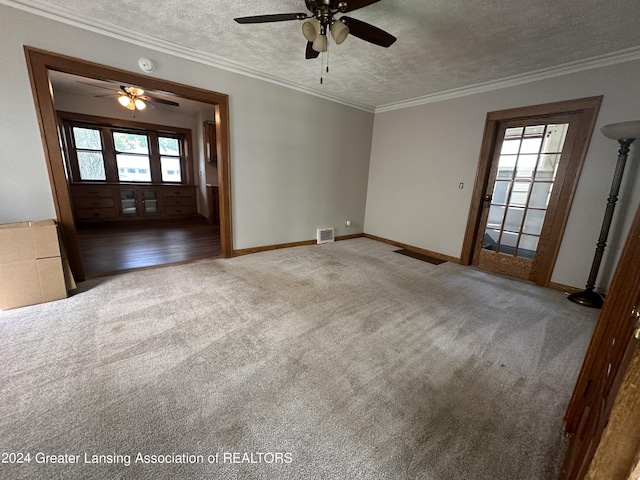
[0,220,68,310]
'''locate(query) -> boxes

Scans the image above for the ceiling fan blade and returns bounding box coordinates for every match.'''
[340,0,382,13]
[77,81,117,92]
[305,42,320,59]
[340,16,396,47]
[234,13,308,24]
[141,96,180,107]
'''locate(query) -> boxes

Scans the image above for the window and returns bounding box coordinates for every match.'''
[72,127,106,180]
[159,136,182,182]
[113,131,152,182]
[61,115,191,185]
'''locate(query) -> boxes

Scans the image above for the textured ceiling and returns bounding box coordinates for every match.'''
[10,0,640,110]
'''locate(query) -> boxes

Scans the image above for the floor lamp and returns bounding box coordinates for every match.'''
[568,120,640,308]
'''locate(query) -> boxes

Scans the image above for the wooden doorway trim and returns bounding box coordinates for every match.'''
[460,96,602,286]
[23,46,233,281]
[559,201,640,479]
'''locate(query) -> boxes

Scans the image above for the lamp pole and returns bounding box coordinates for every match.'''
[568,120,640,308]
[568,139,634,308]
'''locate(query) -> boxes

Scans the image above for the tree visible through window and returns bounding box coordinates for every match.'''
[73,127,106,180]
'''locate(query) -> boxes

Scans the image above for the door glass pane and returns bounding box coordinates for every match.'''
[542,124,569,153]
[77,151,106,180]
[510,182,530,206]
[524,125,545,136]
[487,205,506,229]
[492,181,511,205]
[120,190,136,215]
[523,209,546,235]
[501,140,521,155]
[515,155,537,180]
[497,156,517,179]
[529,182,553,208]
[500,231,519,255]
[504,207,525,232]
[483,229,501,251]
[518,235,539,259]
[504,127,523,137]
[535,154,561,180]
[143,190,158,213]
[520,136,543,154]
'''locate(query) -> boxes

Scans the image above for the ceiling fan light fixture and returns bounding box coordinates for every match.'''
[126,86,145,96]
[134,98,146,110]
[302,18,320,42]
[312,34,328,53]
[330,19,349,44]
[118,95,132,107]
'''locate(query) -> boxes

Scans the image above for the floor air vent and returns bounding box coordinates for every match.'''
[317,227,335,244]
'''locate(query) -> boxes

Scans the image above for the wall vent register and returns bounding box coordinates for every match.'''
[317,228,335,244]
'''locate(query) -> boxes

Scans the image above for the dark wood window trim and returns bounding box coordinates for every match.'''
[58,111,194,186]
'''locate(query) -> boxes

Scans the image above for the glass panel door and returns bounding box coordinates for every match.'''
[142,189,158,214]
[120,190,137,215]
[482,123,568,260]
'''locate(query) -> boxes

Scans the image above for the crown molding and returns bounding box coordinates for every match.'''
[5,0,640,116]
[375,45,640,114]
[0,0,375,113]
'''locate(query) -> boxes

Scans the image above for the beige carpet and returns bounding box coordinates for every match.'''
[0,238,598,479]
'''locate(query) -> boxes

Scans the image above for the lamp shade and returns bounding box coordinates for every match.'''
[601,120,640,141]
[330,20,349,44]
[302,18,320,42]
[312,34,328,53]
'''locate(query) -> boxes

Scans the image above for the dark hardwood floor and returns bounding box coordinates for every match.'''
[76,217,221,278]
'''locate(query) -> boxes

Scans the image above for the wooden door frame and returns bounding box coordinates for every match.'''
[560,201,640,479]
[24,46,233,281]
[583,343,640,479]
[460,96,602,286]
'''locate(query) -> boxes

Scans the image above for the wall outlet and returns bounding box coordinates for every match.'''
[345,220,352,227]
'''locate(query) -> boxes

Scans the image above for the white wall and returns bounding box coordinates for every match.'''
[365,60,640,291]
[0,5,373,249]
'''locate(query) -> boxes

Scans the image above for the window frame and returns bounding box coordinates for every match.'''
[58,111,193,186]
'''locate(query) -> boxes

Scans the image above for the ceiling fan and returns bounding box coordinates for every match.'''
[234,0,396,59]
[117,86,180,111]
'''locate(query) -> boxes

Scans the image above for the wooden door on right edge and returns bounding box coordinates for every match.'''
[559,202,640,479]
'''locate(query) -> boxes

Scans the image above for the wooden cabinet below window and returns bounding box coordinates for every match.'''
[162,187,195,216]
[71,185,118,221]
[71,184,197,222]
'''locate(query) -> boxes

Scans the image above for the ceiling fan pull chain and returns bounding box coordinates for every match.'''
[320,51,324,84]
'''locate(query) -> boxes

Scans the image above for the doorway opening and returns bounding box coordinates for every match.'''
[461,97,602,286]
[24,47,233,281]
